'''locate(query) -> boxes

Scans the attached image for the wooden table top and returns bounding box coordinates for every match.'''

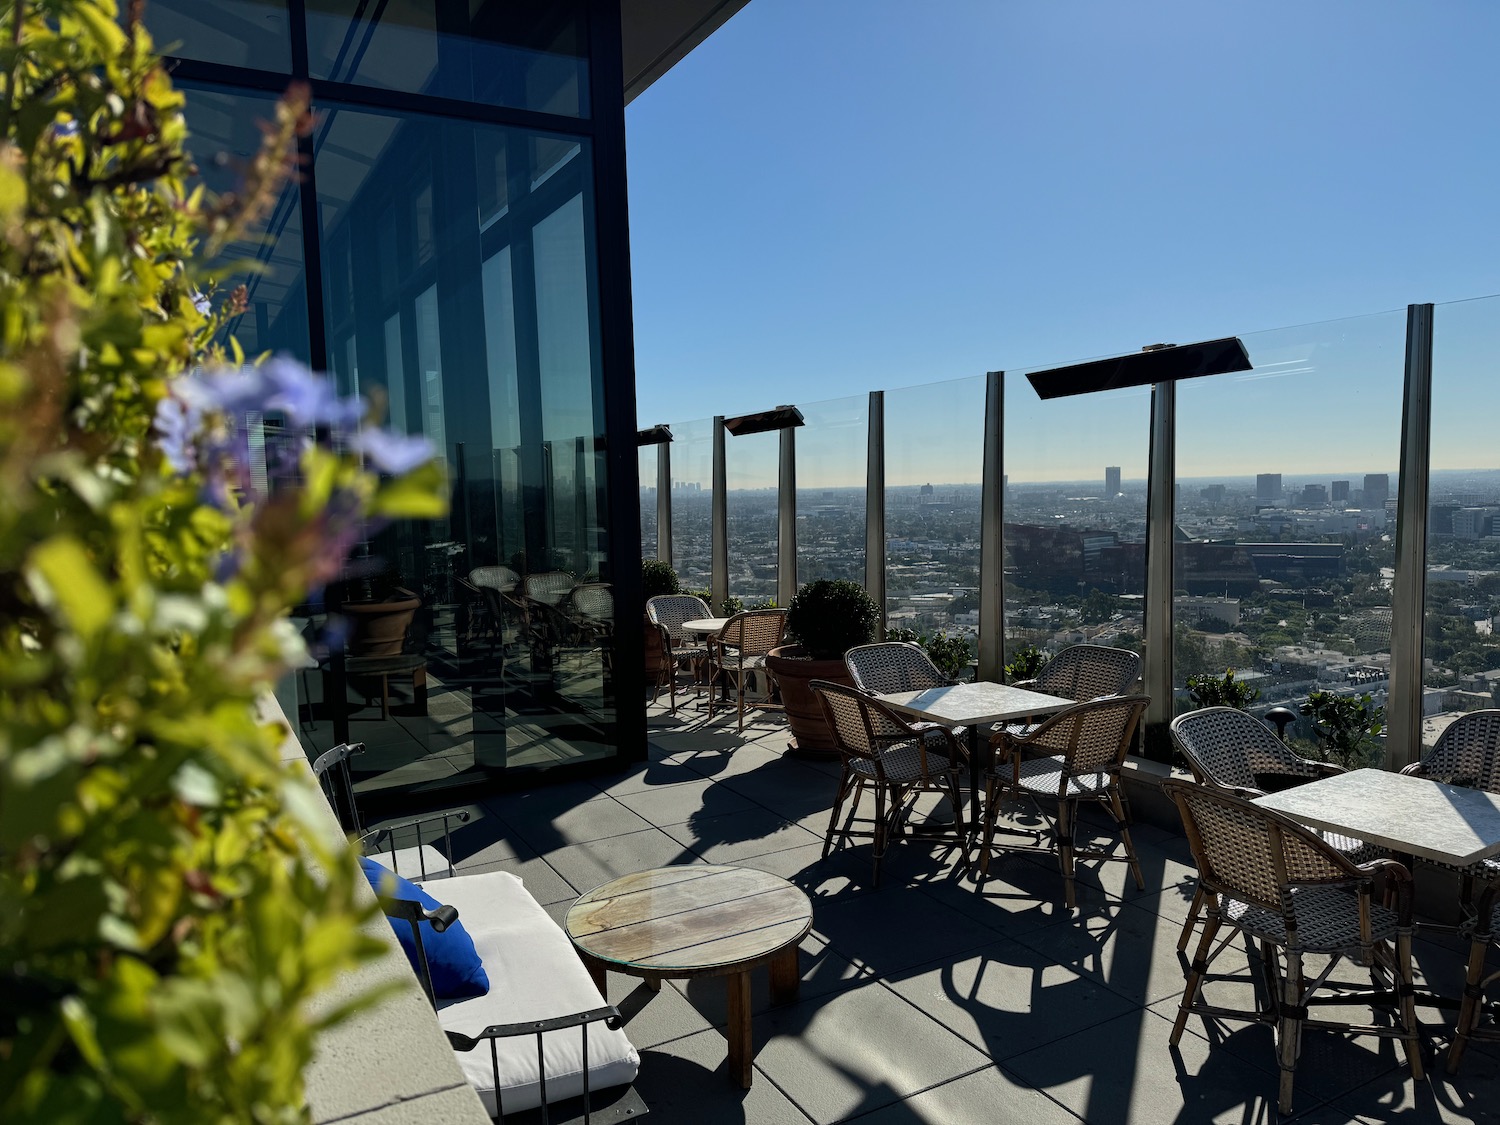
[1255,767,1500,867]
[565,865,813,977]
[874,681,1076,727]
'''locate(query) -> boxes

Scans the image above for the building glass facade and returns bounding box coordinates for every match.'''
[158,0,645,801]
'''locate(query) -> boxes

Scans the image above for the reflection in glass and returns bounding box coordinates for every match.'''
[308,99,614,790]
[884,377,984,655]
[1424,297,1500,747]
[306,0,589,117]
[1173,312,1405,743]
[1004,374,1149,673]
[146,0,291,71]
[796,396,867,587]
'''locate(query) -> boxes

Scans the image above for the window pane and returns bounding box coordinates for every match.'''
[1174,311,1405,757]
[670,418,715,597]
[796,395,866,587]
[1424,297,1500,747]
[639,444,658,561]
[146,0,292,71]
[311,100,614,786]
[306,0,590,117]
[725,429,778,605]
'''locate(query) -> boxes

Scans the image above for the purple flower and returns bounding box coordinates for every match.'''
[153,396,200,473]
[351,428,435,475]
[262,357,366,429]
[192,291,212,316]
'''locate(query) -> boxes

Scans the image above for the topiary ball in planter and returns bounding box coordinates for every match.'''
[785,579,879,661]
[642,558,681,600]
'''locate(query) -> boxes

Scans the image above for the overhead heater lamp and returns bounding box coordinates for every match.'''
[721,405,805,436]
[1025,337,1252,400]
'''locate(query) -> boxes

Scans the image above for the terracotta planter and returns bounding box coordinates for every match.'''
[343,589,421,657]
[766,644,851,757]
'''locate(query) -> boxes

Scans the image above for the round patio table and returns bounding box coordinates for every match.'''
[565,865,812,1088]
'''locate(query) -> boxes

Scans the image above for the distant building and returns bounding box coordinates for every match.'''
[1332,480,1350,503]
[1299,483,1328,506]
[1363,473,1390,508]
[1199,484,1226,503]
[1453,507,1496,539]
[1256,473,1282,502]
[1105,466,1121,496]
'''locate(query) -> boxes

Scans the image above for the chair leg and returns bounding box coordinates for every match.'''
[1277,948,1304,1115]
[736,672,746,733]
[978,774,1000,880]
[945,770,972,866]
[1057,799,1078,910]
[1448,927,1490,1074]
[822,767,854,860]
[1177,883,1206,953]
[1395,927,1424,1080]
[871,781,887,887]
[1108,788,1145,891]
[1171,906,1222,1045]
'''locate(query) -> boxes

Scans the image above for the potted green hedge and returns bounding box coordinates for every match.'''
[767,579,880,754]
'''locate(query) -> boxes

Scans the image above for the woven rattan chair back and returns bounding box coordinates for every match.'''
[1032,643,1142,702]
[1021,694,1149,777]
[1164,779,1361,915]
[567,582,613,624]
[845,642,951,695]
[646,594,711,648]
[469,565,519,593]
[1404,709,1500,792]
[718,608,787,660]
[521,571,575,605]
[1171,707,1320,792]
[813,680,941,769]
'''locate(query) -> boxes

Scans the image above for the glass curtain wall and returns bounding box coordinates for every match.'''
[639,443,658,561]
[795,395,867,587]
[669,418,715,596]
[883,377,984,652]
[1003,374,1150,670]
[1173,312,1406,736]
[725,429,779,605]
[1424,296,1500,747]
[162,0,638,800]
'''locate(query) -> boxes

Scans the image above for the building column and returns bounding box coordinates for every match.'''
[978,371,1005,683]
[866,390,886,638]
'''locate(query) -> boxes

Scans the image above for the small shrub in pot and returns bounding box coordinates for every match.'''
[785,579,879,660]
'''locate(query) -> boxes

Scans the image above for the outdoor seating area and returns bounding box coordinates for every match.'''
[348,654,1500,1124]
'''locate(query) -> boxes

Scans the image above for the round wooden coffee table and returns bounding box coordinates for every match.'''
[565,865,813,1088]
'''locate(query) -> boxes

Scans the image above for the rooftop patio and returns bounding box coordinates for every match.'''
[364,696,1500,1124]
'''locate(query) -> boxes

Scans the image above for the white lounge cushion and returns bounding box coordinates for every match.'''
[425,871,640,1117]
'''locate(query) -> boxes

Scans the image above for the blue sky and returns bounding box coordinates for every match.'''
[625,1,1500,484]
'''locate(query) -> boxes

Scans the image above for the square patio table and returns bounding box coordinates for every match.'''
[1254,767,1500,867]
[873,681,1075,831]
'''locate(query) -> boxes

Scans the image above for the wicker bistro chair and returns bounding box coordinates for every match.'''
[979,694,1150,909]
[1400,709,1500,912]
[563,583,613,652]
[1170,707,1385,952]
[706,608,787,732]
[846,641,972,755]
[811,679,970,885]
[1449,877,1500,1074]
[646,594,712,710]
[999,643,1143,740]
[1162,779,1423,1114]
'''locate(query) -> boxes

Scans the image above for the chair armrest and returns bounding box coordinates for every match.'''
[1398,762,1425,777]
[1358,857,1415,924]
[445,1005,624,1050]
[361,810,471,879]
[1010,678,1041,691]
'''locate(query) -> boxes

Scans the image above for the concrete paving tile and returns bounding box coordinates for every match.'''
[541,827,703,895]
[631,1029,816,1124]
[616,775,758,826]
[588,756,707,797]
[884,938,1139,1062]
[676,929,874,1027]
[661,807,823,863]
[329,1082,486,1124]
[843,1064,1085,1125]
[497,793,655,853]
[453,852,578,906]
[595,971,717,1051]
[921,849,1122,938]
[811,885,999,977]
[748,981,991,1124]
[731,840,889,906]
[1003,1008,1290,1124]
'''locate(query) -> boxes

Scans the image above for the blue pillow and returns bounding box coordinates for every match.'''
[360,857,490,1001]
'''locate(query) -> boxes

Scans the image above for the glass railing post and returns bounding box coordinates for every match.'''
[711,416,728,611]
[778,424,797,606]
[978,371,1005,682]
[1387,303,1435,770]
[1144,379,1176,760]
[866,390,886,638]
[655,434,672,566]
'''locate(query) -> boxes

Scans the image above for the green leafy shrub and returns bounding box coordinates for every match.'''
[1186,668,1261,710]
[0,5,445,1121]
[640,558,680,600]
[924,632,974,680]
[784,579,879,661]
[1299,690,1386,769]
[1004,644,1046,684]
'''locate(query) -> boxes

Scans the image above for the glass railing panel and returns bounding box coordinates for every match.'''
[639,443,658,560]
[1424,295,1500,748]
[1003,372,1149,676]
[795,395,868,588]
[1173,311,1406,748]
[669,417,715,598]
[883,376,985,665]
[725,428,780,606]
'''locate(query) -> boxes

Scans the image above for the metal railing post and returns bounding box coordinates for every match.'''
[655,436,672,566]
[778,424,797,607]
[866,390,886,638]
[711,416,727,611]
[978,371,1004,683]
[1143,379,1177,760]
[1386,303,1435,770]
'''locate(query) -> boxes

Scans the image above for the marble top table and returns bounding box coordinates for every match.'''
[874,681,1076,831]
[1255,767,1500,867]
[566,865,812,1088]
[681,617,731,636]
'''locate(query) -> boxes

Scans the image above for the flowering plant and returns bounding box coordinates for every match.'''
[0,3,446,1122]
